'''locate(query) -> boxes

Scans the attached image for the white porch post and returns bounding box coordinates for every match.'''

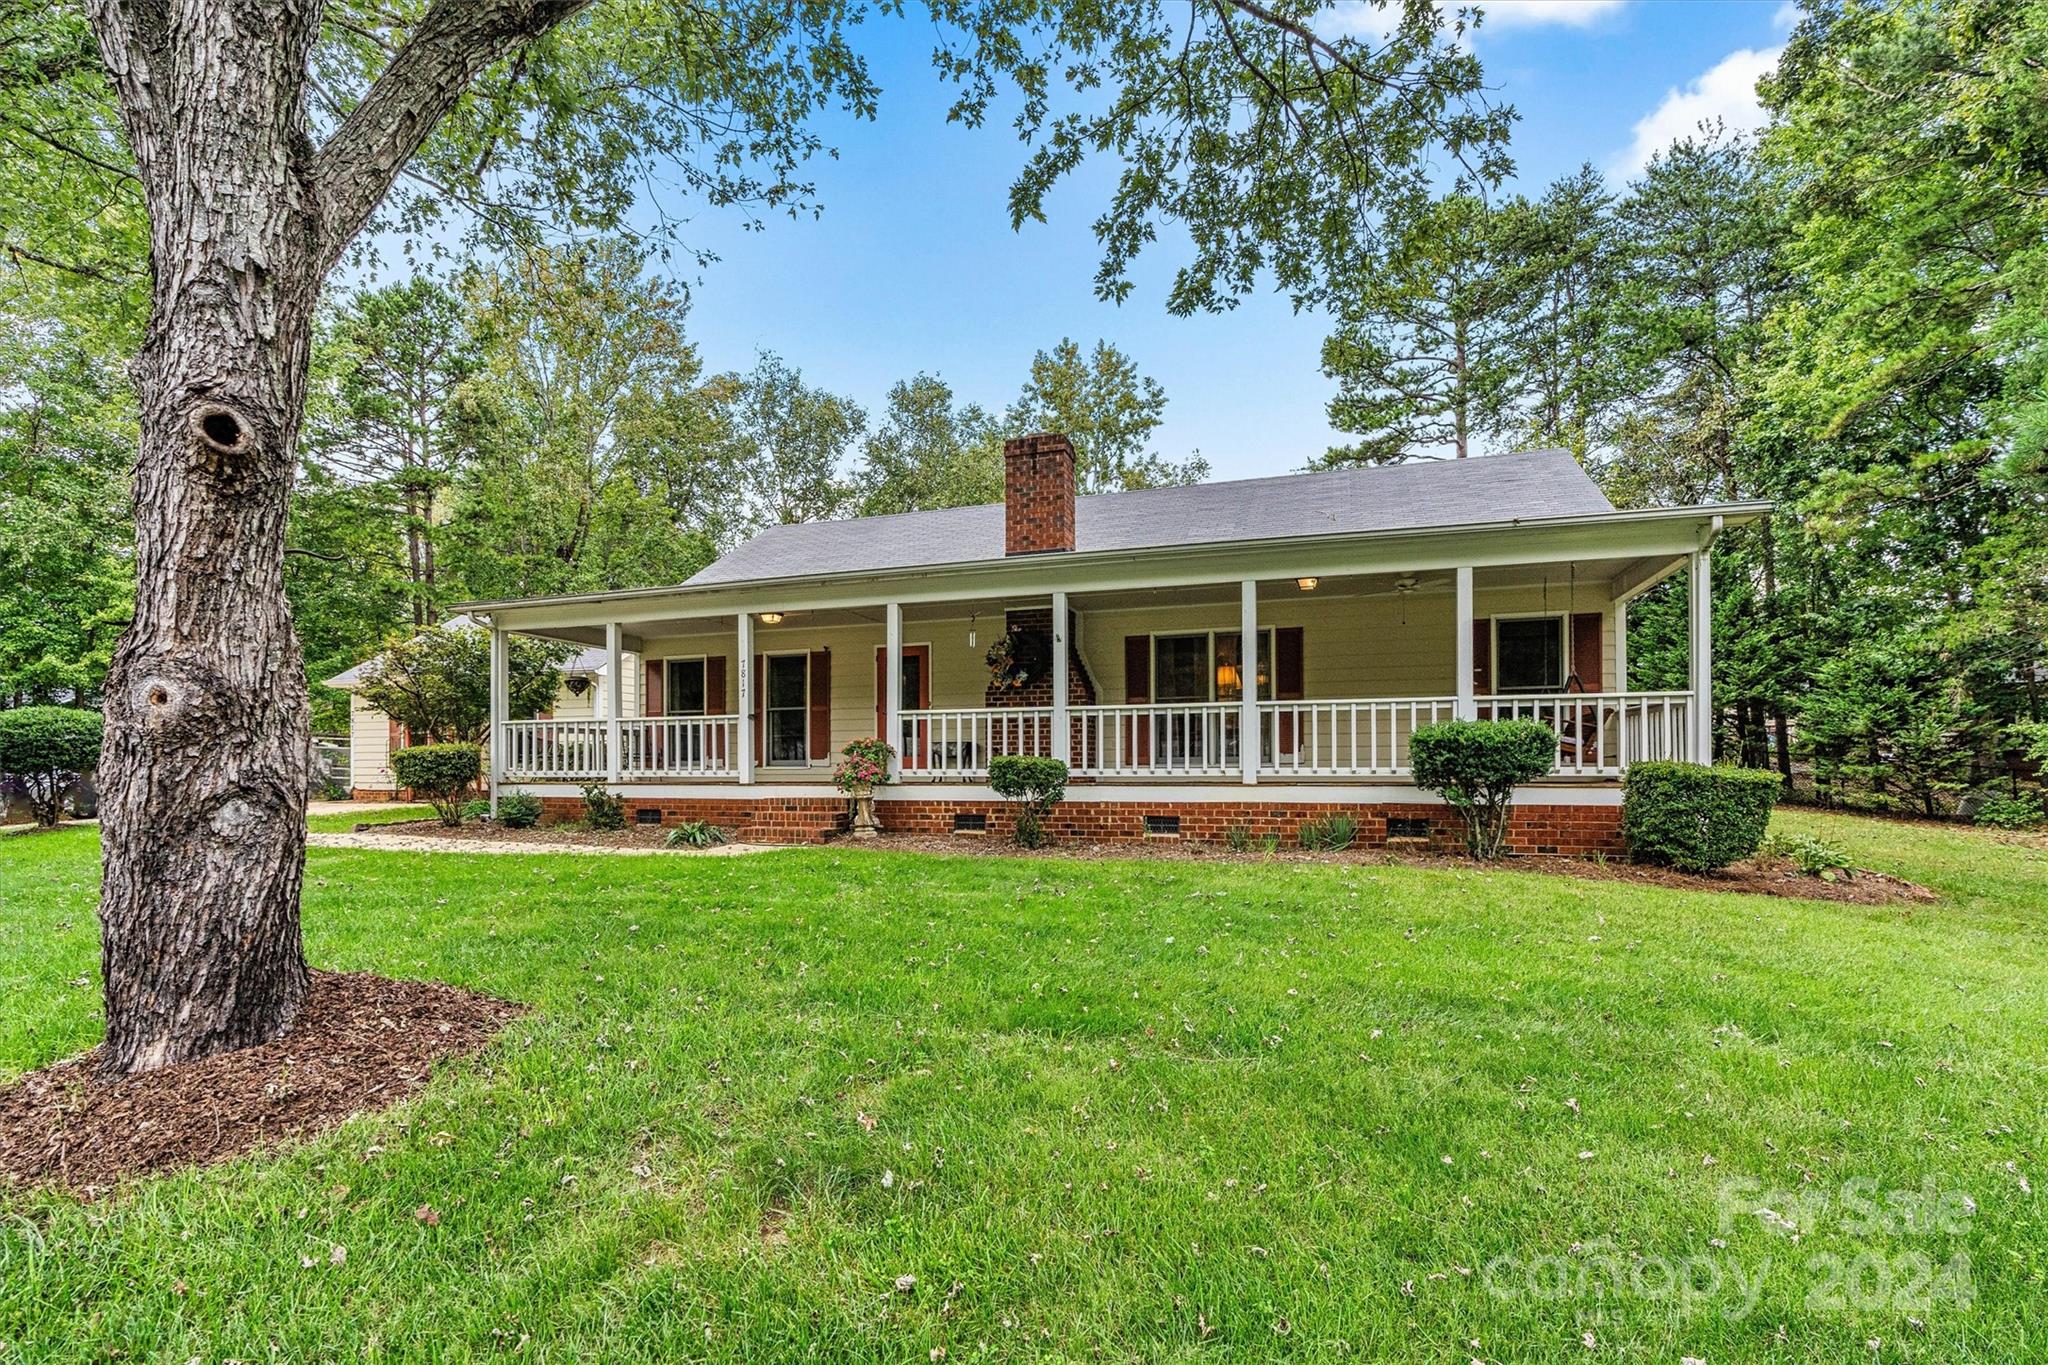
[1239,578,1259,784]
[1689,549,1713,763]
[1454,565,1476,721]
[1051,591,1071,764]
[488,625,508,817]
[605,621,623,785]
[737,611,755,784]
[885,601,904,780]
[1614,597,1629,693]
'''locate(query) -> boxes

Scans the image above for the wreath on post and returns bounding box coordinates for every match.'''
[985,628,1051,692]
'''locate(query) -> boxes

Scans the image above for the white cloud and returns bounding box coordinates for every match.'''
[1318,0,1626,41]
[1610,45,1782,178]
[1771,2,1801,30]
[1473,0,1628,29]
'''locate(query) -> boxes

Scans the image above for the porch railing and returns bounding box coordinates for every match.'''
[1477,691,1691,777]
[500,718,609,780]
[1257,697,1459,777]
[898,706,1053,778]
[620,716,738,778]
[1073,702,1242,778]
[499,691,1694,784]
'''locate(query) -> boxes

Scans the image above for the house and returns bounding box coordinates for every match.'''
[327,614,640,799]
[453,436,1766,850]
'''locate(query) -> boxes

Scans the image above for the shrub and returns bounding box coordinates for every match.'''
[1297,813,1358,852]
[665,820,731,848]
[459,797,492,822]
[1761,831,1852,878]
[1974,793,2045,831]
[0,706,103,826]
[1409,720,1556,859]
[1623,761,1781,873]
[988,755,1068,848]
[581,783,626,831]
[498,791,544,829]
[389,743,481,827]
[1224,825,1279,854]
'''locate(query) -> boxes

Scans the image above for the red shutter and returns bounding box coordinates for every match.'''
[705,657,727,714]
[1124,635,1151,766]
[809,649,832,761]
[1274,626,1305,755]
[1472,618,1493,696]
[644,659,664,716]
[1123,635,1150,703]
[1570,613,1603,693]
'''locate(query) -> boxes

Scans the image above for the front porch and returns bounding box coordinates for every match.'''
[486,553,1715,793]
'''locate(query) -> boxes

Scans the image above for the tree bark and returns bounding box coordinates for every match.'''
[86,0,593,1074]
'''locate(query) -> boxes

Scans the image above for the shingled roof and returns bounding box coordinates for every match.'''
[685,449,1611,587]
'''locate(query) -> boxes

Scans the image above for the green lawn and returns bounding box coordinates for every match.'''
[2,812,2043,1362]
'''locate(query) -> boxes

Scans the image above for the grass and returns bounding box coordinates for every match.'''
[308,802,433,833]
[1,812,2043,1362]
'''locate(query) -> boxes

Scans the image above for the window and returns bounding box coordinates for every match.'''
[664,658,706,715]
[1153,634,1210,704]
[1152,629,1276,702]
[1213,630,1275,702]
[1495,616,1565,693]
[765,655,809,765]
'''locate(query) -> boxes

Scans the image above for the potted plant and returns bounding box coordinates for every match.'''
[834,736,895,838]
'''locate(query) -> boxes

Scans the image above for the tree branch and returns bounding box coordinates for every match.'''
[307,0,595,271]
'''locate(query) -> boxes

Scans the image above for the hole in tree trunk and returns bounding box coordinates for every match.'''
[191,404,251,455]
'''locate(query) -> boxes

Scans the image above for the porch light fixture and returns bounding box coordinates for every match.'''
[758,611,784,625]
[1296,577,1319,591]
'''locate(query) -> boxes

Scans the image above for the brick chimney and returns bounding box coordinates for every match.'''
[1004,432,1077,555]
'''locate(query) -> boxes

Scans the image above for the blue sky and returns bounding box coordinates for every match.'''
[656,0,1794,481]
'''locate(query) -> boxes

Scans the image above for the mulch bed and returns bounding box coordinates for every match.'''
[862,834,1938,906]
[363,818,678,847]
[0,971,525,1196]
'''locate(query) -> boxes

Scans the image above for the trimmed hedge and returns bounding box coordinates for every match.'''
[988,755,1068,848]
[1409,719,1556,859]
[391,743,481,826]
[0,706,104,826]
[1623,761,1781,873]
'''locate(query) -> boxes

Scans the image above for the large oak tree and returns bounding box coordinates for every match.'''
[70,0,1504,1072]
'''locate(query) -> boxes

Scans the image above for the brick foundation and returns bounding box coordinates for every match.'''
[529,792,1623,854]
[537,795,849,844]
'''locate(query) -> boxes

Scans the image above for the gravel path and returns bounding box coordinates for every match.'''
[306,830,775,857]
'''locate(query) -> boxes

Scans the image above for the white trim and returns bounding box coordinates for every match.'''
[1051,590,1071,765]
[1690,549,1713,763]
[504,781,1624,806]
[736,612,755,784]
[488,627,508,818]
[885,602,903,780]
[1239,579,1259,786]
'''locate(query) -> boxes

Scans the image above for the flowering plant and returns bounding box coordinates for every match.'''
[833,736,895,794]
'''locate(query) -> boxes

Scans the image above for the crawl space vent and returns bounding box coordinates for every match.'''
[1387,816,1431,840]
[952,812,988,834]
[1144,814,1181,837]
[635,807,663,826]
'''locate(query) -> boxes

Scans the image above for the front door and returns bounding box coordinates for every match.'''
[764,655,809,766]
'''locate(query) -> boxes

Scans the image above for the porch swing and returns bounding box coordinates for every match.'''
[1551,565,1600,768]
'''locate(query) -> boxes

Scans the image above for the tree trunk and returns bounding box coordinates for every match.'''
[83,0,595,1073]
[88,1,326,1074]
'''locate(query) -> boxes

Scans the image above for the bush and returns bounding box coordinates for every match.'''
[1761,831,1852,878]
[498,791,544,829]
[1974,793,2045,830]
[459,797,493,822]
[1409,720,1556,859]
[580,783,627,831]
[1623,761,1781,873]
[0,706,103,826]
[988,755,1068,848]
[1223,824,1279,854]
[665,820,731,848]
[1297,813,1358,851]
[390,743,481,826]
